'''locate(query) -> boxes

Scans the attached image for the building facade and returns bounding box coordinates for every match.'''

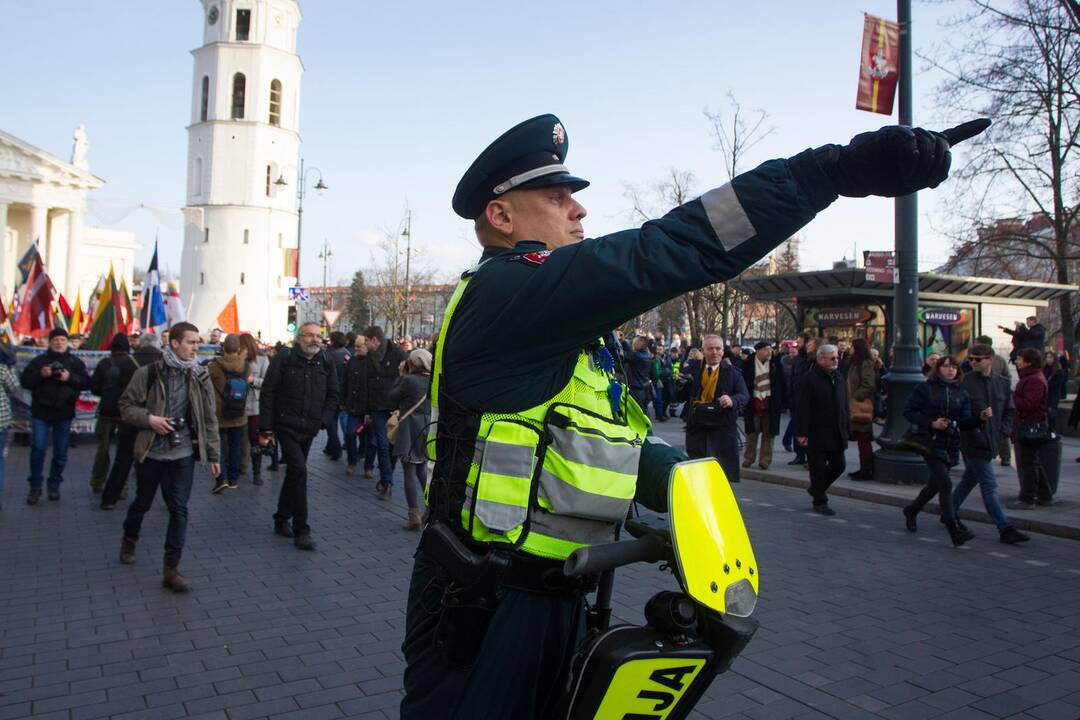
[0,128,138,308]
[180,0,302,341]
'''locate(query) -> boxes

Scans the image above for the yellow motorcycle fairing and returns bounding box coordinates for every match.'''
[668,459,759,617]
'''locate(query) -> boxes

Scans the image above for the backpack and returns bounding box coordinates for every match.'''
[219,365,249,419]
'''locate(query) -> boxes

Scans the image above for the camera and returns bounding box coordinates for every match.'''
[167,416,188,448]
[49,361,66,377]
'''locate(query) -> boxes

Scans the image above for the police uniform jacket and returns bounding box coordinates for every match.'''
[431,149,837,528]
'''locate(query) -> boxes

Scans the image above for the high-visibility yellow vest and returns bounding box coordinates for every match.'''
[428,265,651,561]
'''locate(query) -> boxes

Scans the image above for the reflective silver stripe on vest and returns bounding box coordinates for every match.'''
[538,469,632,522]
[465,484,526,533]
[529,509,615,547]
[548,425,639,476]
[700,182,756,251]
[482,439,535,479]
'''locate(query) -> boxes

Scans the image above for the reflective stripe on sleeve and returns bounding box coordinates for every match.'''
[700,183,756,251]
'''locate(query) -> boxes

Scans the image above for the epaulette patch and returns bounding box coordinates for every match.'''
[511,250,552,266]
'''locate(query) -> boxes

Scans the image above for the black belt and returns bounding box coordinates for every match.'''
[420,522,597,598]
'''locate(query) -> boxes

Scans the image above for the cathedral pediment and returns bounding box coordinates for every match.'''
[0,130,103,190]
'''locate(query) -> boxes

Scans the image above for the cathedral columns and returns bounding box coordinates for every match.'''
[66,208,82,300]
[29,204,47,256]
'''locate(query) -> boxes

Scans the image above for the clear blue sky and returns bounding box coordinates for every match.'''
[2,0,970,288]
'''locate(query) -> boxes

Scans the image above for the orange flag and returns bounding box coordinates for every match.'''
[217,295,240,334]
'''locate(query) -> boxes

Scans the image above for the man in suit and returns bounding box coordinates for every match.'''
[679,335,749,484]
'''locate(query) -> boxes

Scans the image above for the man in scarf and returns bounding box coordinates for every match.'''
[117,322,221,592]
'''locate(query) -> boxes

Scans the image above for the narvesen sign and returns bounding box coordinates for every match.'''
[806,308,876,327]
[919,308,966,326]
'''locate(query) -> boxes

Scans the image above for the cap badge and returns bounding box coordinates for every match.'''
[552,123,565,146]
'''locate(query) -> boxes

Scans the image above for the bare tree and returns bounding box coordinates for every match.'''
[704,93,776,339]
[927,0,1080,352]
[367,227,436,338]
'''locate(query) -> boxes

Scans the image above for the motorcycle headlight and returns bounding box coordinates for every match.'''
[723,579,758,618]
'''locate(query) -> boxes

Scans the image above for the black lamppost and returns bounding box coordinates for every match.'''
[875,0,928,484]
[275,157,327,282]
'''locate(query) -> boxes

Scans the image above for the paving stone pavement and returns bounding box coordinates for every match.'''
[1,432,1080,720]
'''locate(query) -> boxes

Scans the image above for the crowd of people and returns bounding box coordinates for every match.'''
[619,320,1071,548]
[0,312,1072,591]
[0,322,433,592]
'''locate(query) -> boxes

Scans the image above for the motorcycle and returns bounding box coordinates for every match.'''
[551,457,760,720]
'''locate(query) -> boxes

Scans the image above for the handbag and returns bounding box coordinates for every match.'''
[850,397,874,424]
[1017,420,1050,443]
[387,394,427,444]
[900,426,934,456]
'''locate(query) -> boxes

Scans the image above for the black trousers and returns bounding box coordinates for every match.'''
[807,449,846,505]
[400,550,584,720]
[685,425,740,483]
[1016,440,1054,502]
[275,432,314,534]
[101,427,136,506]
[122,454,195,566]
[909,455,957,522]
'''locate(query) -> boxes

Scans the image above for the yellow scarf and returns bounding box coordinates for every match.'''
[697,365,720,404]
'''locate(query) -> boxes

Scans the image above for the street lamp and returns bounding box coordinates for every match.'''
[275,157,327,282]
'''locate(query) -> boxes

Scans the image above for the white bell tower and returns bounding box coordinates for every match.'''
[180,0,303,341]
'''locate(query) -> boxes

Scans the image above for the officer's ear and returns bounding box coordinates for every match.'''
[481,198,515,240]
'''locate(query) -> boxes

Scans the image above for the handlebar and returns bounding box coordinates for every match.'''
[563,534,667,577]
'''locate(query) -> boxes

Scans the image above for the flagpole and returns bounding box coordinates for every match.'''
[874,0,927,485]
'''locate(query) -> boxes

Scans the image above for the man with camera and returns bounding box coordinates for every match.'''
[678,335,749,484]
[19,327,90,504]
[117,322,220,592]
[258,322,339,551]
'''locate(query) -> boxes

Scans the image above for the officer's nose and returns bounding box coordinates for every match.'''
[570,198,587,220]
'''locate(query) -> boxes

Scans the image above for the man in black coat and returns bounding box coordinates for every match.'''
[19,328,90,504]
[1002,316,1045,363]
[362,325,407,500]
[341,335,374,477]
[795,343,849,515]
[259,322,339,550]
[787,335,818,466]
[742,341,786,470]
[90,333,139,494]
[679,335,749,484]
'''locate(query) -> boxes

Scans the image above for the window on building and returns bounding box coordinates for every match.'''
[235,9,251,41]
[200,76,209,121]
[277,232,283,248]
[269,79,281,126]
[200,272,205,285]
[231,73,246,119]
[240,272,246,285]
[243,229,250,244]
[265,165,272,196]
[204,228,210,244]
[193,157,203,196]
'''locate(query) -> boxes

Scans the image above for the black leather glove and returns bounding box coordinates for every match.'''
[815,119,990,198]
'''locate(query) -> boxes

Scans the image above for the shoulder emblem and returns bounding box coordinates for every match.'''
[511,249,552,267]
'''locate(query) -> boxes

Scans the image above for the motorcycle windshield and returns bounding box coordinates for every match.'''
[668,459,759,617]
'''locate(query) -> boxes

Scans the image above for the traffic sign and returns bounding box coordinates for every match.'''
[864,250,895,284]
[289,286,309,302]
[322,309,342,327]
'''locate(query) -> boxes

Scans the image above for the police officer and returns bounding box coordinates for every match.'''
[401,113,986,718]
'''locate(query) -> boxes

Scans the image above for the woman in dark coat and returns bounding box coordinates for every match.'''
[1043,351,1066,433]
[902,356,982,546]
[388,349,432,531]
[1012,348,1054,507]
[846,338,878,480]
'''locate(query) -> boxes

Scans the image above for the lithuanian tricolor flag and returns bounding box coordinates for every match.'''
[86,267,124,350]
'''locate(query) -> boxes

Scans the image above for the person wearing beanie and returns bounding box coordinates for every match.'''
[19,327,90,504]
[90,333,139,500]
